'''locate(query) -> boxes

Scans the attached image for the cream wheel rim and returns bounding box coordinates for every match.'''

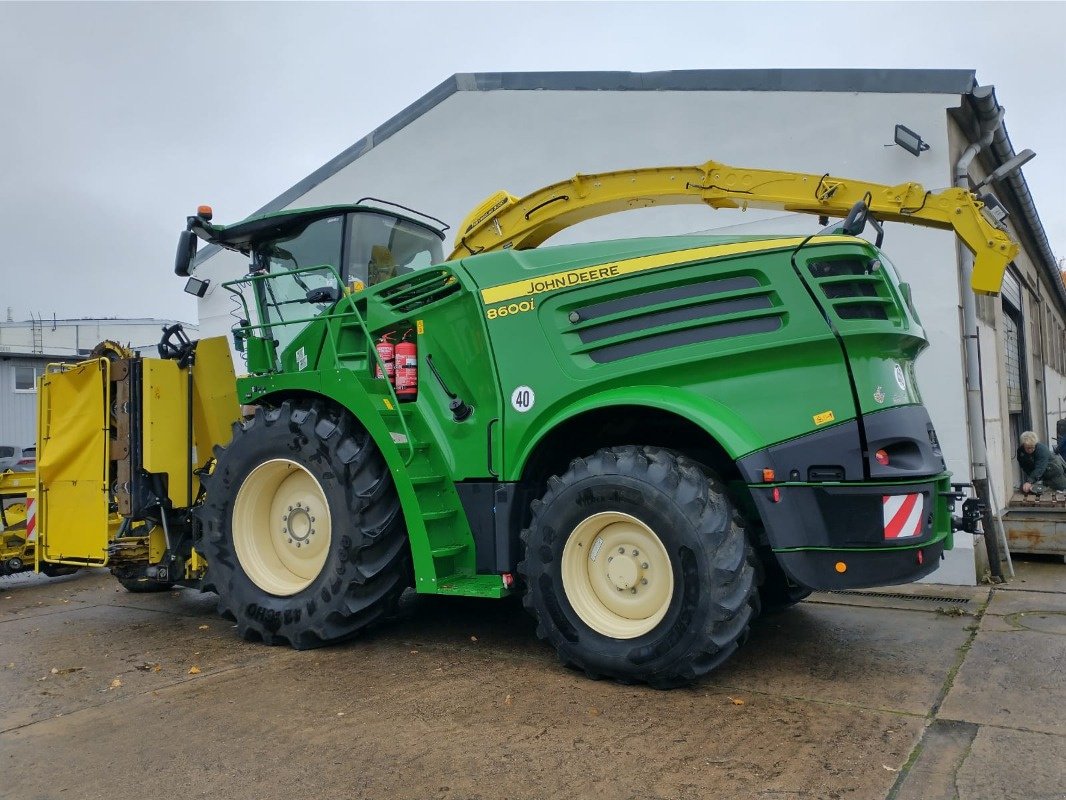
[232,459,332,596]
[560,511,674,639]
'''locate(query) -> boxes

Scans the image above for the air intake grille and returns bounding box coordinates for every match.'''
[806,258,898,323]
[567,275,783,364]
[378,269,460,313]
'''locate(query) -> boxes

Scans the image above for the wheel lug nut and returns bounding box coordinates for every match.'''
[632,549,639,556]
[296,543,301,548]
[641,578,648,585]
[630,587,637,594]
[288,539,293,545]
[641,562,649,570]
[618,547,625,554]
[288,505,293,511]
[617,586,624,592]
[310,516,315,522]
[607,556,613,562]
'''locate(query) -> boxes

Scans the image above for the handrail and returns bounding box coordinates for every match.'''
[220,265,416,463]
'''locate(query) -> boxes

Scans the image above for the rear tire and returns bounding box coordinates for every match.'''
[519,446,757,688]
[196,400,411,648]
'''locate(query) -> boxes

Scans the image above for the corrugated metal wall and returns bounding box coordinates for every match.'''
[0,357,49,447]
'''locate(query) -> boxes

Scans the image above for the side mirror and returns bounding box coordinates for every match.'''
[305,286,339,304]
[175,230,197,277]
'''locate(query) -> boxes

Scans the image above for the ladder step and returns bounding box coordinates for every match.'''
[410,474,445,486]
[421,509,457,521]
[431,544,467,558]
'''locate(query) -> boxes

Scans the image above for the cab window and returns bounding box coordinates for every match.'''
[346,211,443,288]
[256,215,343,357]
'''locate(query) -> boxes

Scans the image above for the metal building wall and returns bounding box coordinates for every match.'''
[0,356,49,447]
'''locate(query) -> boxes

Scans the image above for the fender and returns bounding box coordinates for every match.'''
[512,384,765,479]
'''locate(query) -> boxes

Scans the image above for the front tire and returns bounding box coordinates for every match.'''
[196,400,410,648]
[519,446,757,688]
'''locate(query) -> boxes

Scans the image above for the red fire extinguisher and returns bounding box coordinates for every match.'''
[395,330,418,401]
[374,333,395,385]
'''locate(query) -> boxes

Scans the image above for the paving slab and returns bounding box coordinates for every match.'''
[713,603,973,715]
[985,588,1066,617]
[938,626,1066,737]
[892,719,980,800]
[1000,557,1066,594]
[955,725,1066,800]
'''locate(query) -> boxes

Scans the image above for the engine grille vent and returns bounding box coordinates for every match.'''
[567,274,783,364]
[806,259,898,323]
[378,269,461,313]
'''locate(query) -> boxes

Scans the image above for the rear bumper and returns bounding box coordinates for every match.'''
[747,476,953,590]
[774,540,944,590]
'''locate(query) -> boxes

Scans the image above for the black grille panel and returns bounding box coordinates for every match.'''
[378,269,460,313]
[805,258,899,324]
[586,316,782,364]
[565,271,783,364]
[578,295,773,344]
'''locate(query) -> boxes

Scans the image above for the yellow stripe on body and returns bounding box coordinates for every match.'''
[478,236,849,305]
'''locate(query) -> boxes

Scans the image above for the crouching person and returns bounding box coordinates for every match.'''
[1017,430,1066,494]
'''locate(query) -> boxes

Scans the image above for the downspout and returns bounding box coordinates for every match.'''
[955,85,1011,580]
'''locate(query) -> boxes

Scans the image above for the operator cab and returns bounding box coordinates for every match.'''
[175,201,446,367]
[177,201,446,290]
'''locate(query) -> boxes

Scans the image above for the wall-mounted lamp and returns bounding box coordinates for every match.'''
[184,276,211,298]
[892,124,930,157]
[974,149,1036,190]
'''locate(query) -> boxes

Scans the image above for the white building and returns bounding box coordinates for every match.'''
[190,69,1063,585]
[0,317,198,447]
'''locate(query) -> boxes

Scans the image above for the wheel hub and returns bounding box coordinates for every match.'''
[606,550,642,591]
[283,504,315,545]
[561,511,674,639]
[232,459,333,597]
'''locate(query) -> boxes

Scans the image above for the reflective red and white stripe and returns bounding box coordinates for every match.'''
[882,493,923,539]
[25,498,37,543]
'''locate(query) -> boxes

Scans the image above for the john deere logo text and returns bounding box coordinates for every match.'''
[524,265,620,295]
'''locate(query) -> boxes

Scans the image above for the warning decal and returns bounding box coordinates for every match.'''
[882,494,924,539]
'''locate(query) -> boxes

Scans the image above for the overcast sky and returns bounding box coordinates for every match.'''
[1,1,1062,326]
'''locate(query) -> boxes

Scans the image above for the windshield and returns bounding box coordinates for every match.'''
[347,211,443,288]
[254,214,344,358]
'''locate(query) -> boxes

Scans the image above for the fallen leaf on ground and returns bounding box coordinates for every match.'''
[337,712,345,716]
[109,678,122,689]
[882,765,899,772]
[587,707,600,716]
[188,666,202,675]
[504,694,514,706]
[469,636,478,642]
[136,663,162,672]
[729,697,746,706]
[198,625,209,630]
[51,667,83,675]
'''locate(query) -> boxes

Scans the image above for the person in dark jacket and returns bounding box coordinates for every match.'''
[1017,430,1066,493]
